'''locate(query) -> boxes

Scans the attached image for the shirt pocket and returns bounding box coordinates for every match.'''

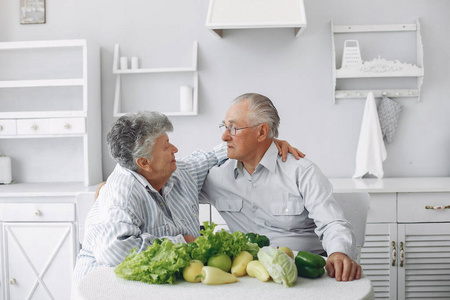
[270,199,305,216]
[266,198,306,231]
[215,197,243,212]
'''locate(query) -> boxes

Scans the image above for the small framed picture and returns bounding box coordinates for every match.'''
[20,0,46,25]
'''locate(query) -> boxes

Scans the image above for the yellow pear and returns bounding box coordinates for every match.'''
[278,246,294,259]
[183,260,204,283]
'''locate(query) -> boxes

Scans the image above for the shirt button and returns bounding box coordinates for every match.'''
[253,183,258,188]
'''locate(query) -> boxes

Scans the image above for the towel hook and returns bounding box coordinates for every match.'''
[382,91,387,96]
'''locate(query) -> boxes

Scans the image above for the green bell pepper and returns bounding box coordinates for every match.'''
[294,251,326,278]
[245,233,270,248]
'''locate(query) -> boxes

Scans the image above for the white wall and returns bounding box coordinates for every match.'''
[1,0,449,180]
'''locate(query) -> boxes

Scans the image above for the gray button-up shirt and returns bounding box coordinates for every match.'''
[200,142,357,259]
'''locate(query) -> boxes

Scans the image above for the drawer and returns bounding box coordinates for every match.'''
[51,118,85,134]
[16,118,51,135]
[0,119,17,135]
[367,193,396,223]
[2,203,75,222]
[398,192,450,223]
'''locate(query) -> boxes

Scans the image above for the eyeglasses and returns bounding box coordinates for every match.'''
[219,124,260,136]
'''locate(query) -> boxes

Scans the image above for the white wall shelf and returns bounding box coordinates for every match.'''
[0,39,102,187]
[112,42,198,117]
[331,19,424,103]
[205,0,307,38]
[0,79,84,88]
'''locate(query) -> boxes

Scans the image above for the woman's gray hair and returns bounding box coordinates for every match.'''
[232,93,280,138]
[106,111,173,171]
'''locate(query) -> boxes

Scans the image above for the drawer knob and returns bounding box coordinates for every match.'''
[31,125,38,130]
[34,209,41,216]
[64,123,71,129]
[9,278,16,285]
[425,205,450,210]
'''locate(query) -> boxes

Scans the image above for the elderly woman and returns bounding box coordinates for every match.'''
[72,111,300,289]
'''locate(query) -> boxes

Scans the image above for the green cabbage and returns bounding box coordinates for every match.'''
[257,246,298,287]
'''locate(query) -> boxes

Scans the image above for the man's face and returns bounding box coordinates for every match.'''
[222,100,260,162]
[149,133,178,177]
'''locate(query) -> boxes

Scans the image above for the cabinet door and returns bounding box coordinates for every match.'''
[3,223,75,300]
[397,223,450,300]
[360,223,398,299]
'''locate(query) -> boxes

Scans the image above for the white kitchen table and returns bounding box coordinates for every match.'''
[76,266,375,300]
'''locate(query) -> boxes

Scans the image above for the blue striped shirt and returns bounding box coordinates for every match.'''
[72,144,227,288]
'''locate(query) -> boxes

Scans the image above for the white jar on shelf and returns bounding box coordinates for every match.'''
[180,85,193,112]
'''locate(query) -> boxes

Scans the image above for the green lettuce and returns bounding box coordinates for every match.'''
[190,222,248,263]
[114,239,191,284]
[258,246,298,287]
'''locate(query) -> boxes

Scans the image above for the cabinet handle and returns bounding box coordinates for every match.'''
[64,123,71,129]
[400,242,404,267]
[425,205,450,210]
[34,209,41,216]
[9,278,16,285]
[31,125,38,130]
[391,241,397,266]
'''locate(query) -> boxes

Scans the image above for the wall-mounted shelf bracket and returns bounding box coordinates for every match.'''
[331,19,424,103]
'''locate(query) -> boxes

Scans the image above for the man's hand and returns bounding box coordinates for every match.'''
[273,139,305,161]
[325,252,361,281]
[184,235,196,243]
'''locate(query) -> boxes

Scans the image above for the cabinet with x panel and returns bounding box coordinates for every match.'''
[1,200,78,299]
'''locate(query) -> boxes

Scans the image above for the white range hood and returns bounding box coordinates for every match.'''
[205,0,307,38]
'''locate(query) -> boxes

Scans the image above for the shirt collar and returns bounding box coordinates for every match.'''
[233,141,278,178]
[121,164,174,194]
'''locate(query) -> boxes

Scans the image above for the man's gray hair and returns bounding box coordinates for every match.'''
[232,93,280,138]
[106,111,173,171]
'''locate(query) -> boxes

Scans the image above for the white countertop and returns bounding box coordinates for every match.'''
[76,266,375,300]
[329,177,450,193]
[2,178,450,198]
[0,182,98,198]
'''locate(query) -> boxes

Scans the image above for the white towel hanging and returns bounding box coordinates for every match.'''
[353,92,387,179]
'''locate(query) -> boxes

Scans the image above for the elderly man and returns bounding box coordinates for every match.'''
[200,93,362,282]
[72,111,301,289]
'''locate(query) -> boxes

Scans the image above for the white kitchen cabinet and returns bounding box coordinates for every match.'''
[362,222,450,300]
[0,39,102,186]
[330,178,450,300]
[3,223,75,300]
[0,183,98,300]
[205,0,307,38]
[1,203,76,300]
[353,189,450,300]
